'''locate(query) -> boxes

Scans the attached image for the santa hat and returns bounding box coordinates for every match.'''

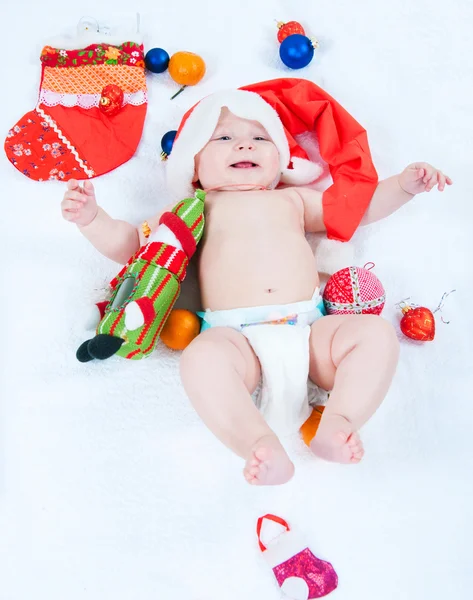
[166,78,378,243]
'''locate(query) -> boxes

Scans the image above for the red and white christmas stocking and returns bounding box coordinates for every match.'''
[257,514,338,599]
[5,34,147,182]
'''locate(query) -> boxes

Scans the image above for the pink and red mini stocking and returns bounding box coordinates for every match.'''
[257,514,338,599]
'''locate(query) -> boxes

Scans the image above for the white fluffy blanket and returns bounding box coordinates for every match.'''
[1,2,472,599]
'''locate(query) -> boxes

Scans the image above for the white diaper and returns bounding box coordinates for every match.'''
[198,289,326,436]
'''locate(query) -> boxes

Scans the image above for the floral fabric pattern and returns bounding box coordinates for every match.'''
[40,41,145,68]
[5,111,90,180]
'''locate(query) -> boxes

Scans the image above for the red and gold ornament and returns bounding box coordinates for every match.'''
[99,84,124,117]
[396,290,456,342]
[275,20,305,43]
[399,303,435,341]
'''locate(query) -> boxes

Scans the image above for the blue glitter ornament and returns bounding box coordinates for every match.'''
[145,48,170,73]
[279,34,315,70]
[161,130,177,160]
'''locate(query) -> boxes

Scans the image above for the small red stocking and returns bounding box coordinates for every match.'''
[5,38,147,182]
[257,514,338,599]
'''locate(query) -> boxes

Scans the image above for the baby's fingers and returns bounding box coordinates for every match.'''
[422,165,435,183]
[83,180,95,196]
[62,199,83,212]
[425,172,438,192]
[65,190,87,203]
[62,208,79,221]
[437,171,446,191]
[67,179,82,192]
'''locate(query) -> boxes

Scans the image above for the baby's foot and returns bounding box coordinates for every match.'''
[243,435,295,486]
[310,414,364,464]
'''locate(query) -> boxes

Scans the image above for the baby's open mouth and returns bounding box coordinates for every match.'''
[230,162,259,168]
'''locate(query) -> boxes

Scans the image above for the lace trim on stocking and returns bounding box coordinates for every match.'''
[35,106,95,178]
[39,89,147,109]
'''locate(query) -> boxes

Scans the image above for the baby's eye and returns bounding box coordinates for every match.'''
[254,136,267,141]
[215,135,231,141]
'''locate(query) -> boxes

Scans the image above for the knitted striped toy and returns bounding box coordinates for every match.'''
[77,189,205,362]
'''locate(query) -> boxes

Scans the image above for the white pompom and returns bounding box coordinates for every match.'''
[315,238,355,276]
[124,301,145,331]
[83,304,103,331]
[281,157,324,186]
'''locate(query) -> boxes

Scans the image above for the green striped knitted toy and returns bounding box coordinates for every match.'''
[77,189,205,362]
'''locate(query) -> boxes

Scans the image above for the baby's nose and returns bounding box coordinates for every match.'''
[237,140,255,150]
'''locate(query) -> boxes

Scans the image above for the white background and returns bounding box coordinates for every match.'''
[1,1,472,599]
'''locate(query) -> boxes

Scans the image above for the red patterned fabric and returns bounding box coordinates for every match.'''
[323,266,386,315]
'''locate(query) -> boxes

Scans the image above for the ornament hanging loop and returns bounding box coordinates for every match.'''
[77,16,100,34]
[395,297,411,310]
[433,289,456,324]
[364,262,376,271]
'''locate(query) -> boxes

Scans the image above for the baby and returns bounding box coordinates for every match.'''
[61,95,452,486]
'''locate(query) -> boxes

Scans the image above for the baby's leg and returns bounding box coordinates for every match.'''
[180,326,294,485]
[308,315,400,463]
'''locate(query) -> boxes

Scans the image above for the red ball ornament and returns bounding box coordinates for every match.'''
[99,84,124,117]
[400,305,435,341]
[276,20,305,43]
[323,264,386,315]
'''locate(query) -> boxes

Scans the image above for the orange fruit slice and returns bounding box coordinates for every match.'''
[168,51,206,86]
[160,309,201,350]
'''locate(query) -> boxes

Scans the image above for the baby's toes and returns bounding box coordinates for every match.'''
[351,446,365,461]
[254,447,271,463]
[348,434,364,459]
[249,459,268,481]
[243,470,254,482]
[347,432,361,447]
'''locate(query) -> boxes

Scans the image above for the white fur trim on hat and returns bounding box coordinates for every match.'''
[166,89,291,200]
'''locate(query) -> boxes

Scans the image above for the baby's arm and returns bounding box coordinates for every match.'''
[62,180,140,264]
[293,162,452,232]
[62,180,175,264]
[361,163,452,225]
[290,188,325,233]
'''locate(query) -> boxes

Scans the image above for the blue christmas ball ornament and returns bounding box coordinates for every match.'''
[160,130,177,160]
[145,48,170,73]
[279,34,315,69]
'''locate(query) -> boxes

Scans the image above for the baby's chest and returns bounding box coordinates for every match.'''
[206,192,303,227]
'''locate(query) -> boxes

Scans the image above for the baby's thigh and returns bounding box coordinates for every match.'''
[180,326,261,393]
[308,314,398,390]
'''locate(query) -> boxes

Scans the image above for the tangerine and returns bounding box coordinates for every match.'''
[160,309,201,350]
[168,51,206,86]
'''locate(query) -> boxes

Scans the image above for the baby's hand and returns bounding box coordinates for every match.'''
[398,162,453,195]
[61,179,98,227]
